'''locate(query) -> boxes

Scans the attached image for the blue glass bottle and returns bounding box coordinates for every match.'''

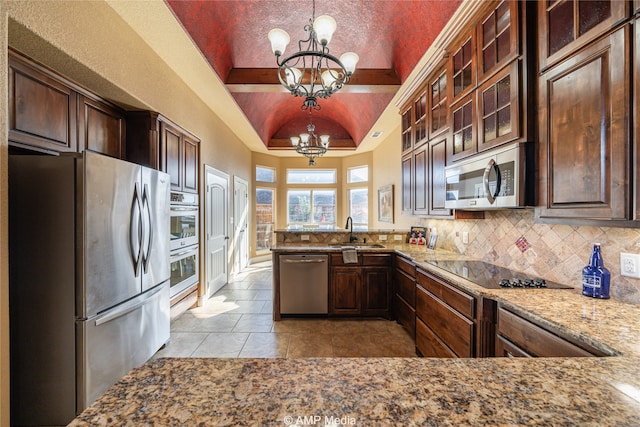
[582,243,610,299]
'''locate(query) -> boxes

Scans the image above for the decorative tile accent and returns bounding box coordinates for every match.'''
[515,236,530,253]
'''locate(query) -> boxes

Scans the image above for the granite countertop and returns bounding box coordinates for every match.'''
[69,244,640,425]
[70,357,640,426]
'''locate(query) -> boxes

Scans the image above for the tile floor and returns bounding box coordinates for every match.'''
[154,261,417,358]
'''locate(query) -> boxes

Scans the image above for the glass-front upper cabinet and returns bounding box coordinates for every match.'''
[449,94,476,162]
[429,66,448,138]
[477,0,519,81]
[539,0,629,71]
[450,34,476,104]
[414,89,428,148]
[401,106,413,154]
[478,60,520,151]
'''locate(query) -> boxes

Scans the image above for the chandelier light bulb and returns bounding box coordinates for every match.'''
[300,133,311,145]
[290,136,300,147]
[268,28,290,56]
[320,135,330,148]
[313,15,337,46]
[321,70,339,88]
[340,52,359,75]
[284,67,302,89]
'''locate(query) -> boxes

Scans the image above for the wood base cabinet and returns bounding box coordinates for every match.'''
[415,269,495,358]
[329,253,391,317]
[393,255,416,338]
[496,306,611,357]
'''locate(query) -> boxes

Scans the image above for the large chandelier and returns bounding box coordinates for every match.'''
[290,111,329,166]
[268,0,359,110]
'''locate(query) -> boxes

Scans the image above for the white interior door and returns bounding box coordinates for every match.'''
[234,177,249,274]
[205,166,229,298]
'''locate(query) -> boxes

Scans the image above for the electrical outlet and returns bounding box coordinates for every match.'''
[301,235,310,241]
[379,235,388,241]
[462,231,469,244]
[394,235,403,241]
[620,253,640,278]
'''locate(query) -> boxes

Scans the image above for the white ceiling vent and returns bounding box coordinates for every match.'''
[371,131,383,138]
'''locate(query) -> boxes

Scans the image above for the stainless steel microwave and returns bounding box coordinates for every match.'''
[444,143,533,210]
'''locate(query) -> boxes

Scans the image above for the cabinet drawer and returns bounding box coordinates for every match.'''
[395,269,415,307]
[396,255,416,277]
[497,307,598,357]
[393,294,415,339]
[330,253,361,267]
[362,254,392,266]
[416,285,474,357]
[496,334,532,358]
[417,270,475,319]
[416,318,456,358]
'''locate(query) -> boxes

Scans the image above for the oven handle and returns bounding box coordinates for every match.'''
[170,206,198,212]
[483,159,501,204]
[171,248,198,258]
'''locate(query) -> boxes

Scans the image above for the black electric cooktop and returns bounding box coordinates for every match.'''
[424,260,573,290]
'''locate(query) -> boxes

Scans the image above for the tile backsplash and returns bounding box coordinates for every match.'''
[422,209,640,304]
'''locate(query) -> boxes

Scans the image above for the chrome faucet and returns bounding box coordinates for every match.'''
[345,216,358,242]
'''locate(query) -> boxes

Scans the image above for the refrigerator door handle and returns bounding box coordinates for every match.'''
[129,183,143,276]
[141,183,153,273]
[94,285,164,326]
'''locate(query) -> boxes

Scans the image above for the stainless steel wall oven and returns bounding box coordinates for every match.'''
[170,191,199,298]
[170,245,199,297]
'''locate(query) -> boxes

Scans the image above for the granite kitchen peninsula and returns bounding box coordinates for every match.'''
[69,232,640,426]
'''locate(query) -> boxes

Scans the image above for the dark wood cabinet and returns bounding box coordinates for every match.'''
[449,94,476,162]
[393,255,416,338]
[128,111,200,194]
[401,154,412,214]
[449,35,477,104]
[428,137,451,216]
[412,145,428,215]
[477,60,520,152]
[414,269,496,358]
[331,267,361,315]
[401,106,413,154]
[8,52,78,153]
[538,0,630,72]
[413,89,428,148]
[8,50,126,158]
[78,94,126,159]
[537,26,630,221]
[496,306,609,357]
[477,0,520,81]
[329,253,391,317]
[429,66,449,138]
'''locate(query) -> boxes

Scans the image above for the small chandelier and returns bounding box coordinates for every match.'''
[291,111,329,166]
[268,0,359,110]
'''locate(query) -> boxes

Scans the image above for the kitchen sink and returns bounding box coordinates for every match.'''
[328,243,386,249]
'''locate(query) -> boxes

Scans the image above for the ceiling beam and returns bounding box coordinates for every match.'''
[269,138,356,150]
[226,68,401,94]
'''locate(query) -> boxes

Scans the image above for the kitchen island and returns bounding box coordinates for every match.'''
[69,242,640,426]
[69,356,640,426]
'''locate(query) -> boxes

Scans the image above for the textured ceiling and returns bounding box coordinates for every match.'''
[166,0,461,150]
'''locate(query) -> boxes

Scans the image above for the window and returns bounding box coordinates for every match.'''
[256,166,276,183]
[287,189,336,228]
[349,188,368,229]
[287,169,336,184]
[256,188,275,253]
[347,166,368,183]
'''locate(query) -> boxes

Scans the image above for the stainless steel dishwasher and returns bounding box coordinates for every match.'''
[279,254,328,314]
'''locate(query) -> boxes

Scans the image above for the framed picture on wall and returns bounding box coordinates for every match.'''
[378,184,394,223]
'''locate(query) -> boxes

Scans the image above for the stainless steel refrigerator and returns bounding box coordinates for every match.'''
[9,151,171,426]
